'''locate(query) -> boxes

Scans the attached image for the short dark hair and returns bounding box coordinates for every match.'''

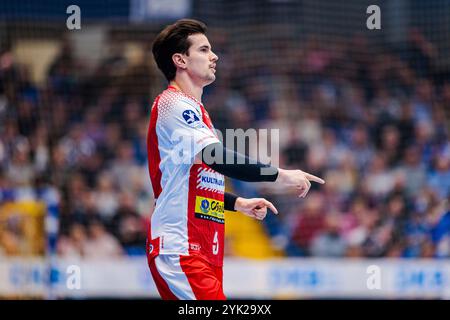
[152,19,207,81]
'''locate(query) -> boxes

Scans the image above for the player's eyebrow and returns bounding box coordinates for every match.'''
[199,44,211,50]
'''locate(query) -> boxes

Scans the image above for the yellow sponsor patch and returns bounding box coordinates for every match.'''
[195,196,225,223]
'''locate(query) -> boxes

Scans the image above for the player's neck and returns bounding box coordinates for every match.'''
[170,78,203,103]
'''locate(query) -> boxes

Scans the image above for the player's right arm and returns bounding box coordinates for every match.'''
[199,143,325,198]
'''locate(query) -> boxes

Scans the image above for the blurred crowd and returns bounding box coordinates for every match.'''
[0,39,156,258]
[0,27,449,259]
[219,29,450,259]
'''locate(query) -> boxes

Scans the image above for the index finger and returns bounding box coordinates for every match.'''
[261,199,278,214]
[304,172,325,184]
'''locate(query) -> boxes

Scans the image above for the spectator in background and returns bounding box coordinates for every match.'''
[47,37,81,99]
[310,213,346,257]
[291,192,326,255]
[57,222,86,258]
[98,122,122,161]
[363,154,396,199]
[383,192,409,229]
[427,156,450,199]
[282,126,309,169]
[84,107,106,145]
[323,153,357,197]
[93,171,119,222]
[411,79,434,125]
[132,118,150,166]
[121,99,143,139]
[398,145,427,197]
[59,123,96,168]
[349,123,375,173]
[378,124,403,168]
[111,192,146,255]
[29,124,50,175]
[243,78,273,124]
[6,140,34,188]
[406,28,437,79]
[48,144,72,189]
[432,210,450,258]
[83,219,123,259]
[79,151,104,189]
[309,128,349,170]
[403,210,431,258]
[16,96,39,136]
[109,140,140,193]
[420,238,437,258]
[397,101,416,150]
[346,207,380,256]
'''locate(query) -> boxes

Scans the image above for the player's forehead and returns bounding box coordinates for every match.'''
[187,33,211,49]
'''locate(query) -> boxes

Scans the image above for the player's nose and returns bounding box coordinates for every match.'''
[211,51,219,62]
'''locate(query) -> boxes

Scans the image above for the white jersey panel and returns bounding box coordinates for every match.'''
[150,90,221,255]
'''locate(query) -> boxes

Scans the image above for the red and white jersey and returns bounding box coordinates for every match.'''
[147,85,225,267]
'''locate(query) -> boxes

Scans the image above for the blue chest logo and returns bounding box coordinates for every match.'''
[182,110,200,125]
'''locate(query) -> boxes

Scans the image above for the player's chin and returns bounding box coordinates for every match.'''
[205,74,216,85]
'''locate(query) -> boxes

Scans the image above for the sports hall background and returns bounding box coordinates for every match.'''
[0,0,449,299]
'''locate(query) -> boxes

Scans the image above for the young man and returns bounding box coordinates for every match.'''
[147,19,324,300]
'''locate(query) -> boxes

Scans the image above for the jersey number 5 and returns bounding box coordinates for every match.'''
[212,231,219,255]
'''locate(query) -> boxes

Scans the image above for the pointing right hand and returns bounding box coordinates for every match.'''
[275,168,325,198]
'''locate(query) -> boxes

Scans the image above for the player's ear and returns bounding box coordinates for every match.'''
[172,53,187,70]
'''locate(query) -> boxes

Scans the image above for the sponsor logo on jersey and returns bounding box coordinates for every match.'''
[197,168,225,193]
[200,199,210,213]
[189,243,201,251]
[195,196,224,224]
[182,109,200,125]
